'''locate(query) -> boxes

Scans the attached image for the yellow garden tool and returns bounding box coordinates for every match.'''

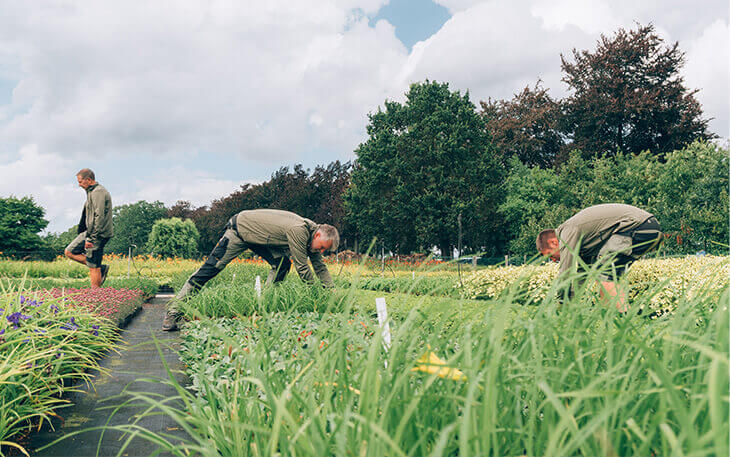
[411,349,467,382]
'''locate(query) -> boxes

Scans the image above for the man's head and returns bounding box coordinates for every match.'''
[310,224,339,254]
[536,229,560,261]
[76,168,96,189]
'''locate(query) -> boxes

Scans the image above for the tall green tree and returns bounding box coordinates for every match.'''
[561,24,714,157]
[346,80,504,256]
[0,196,49,255]
[105,200,168,254]
[146,217,200,259]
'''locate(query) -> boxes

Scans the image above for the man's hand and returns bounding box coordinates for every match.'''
[85,241,94,249]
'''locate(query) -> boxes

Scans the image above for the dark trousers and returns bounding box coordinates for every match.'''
[184,231,291,295]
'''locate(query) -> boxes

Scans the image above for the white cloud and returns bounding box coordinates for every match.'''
[0,1,403,162]
[683,19,729,139]
[119,166,246,210]
[398,1,591,102]
[433,0,484,14]
[0,144,79,232]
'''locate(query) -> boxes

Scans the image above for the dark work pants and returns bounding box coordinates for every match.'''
[176,229,292,301]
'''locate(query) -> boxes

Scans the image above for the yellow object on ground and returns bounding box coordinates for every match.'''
[411,350,466,381]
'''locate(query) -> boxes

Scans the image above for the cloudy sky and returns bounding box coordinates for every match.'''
[0,0,727,233]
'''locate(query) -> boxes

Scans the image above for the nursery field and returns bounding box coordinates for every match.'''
[1,254,728,456]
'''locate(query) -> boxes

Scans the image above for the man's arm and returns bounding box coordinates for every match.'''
[285,227,316,283]
[308,252,334,287]
[556,226,580,282]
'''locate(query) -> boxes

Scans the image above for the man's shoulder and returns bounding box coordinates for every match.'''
[91,184,111,197]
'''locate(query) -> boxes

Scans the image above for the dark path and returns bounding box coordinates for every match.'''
[29,296,189,457]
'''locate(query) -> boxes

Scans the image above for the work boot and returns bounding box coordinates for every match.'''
[100,264,109,286]
[162,309,183,332]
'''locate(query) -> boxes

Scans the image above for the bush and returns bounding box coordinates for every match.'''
[146,218,200,259]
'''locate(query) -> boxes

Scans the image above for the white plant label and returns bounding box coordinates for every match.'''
[375,297,391,350]
[255,275,262,298]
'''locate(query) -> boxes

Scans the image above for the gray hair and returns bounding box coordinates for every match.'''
[536,229,557,251]
[317,224,340,252]
[76,168,95,180]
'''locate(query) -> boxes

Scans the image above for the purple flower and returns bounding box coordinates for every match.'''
[19,295,26,304]
[50,304,59,314]
[60,317,79,331]
[0,329,5,336]
[7,312,31,325]
[91,324,100,336]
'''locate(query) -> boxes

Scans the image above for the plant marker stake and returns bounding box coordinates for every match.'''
[255,275,262,298]
[375,296,391,350]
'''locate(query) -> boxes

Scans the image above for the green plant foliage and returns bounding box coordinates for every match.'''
[0,196,49,255]
[500,142,729,256]
[104,265,728,457]
[146,218,200,259]
[0,285,118,453]
[105,200,168,254]
[346,80,505,256]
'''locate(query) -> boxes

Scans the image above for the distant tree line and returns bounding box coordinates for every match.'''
[2,24,726,259]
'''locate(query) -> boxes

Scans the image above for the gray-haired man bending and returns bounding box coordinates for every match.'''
[162,209,339,331]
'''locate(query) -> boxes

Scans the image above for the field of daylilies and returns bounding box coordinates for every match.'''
[0,286,119,454]
[1,253,728,456]
[99,254,727,457]
[0,257,158,455]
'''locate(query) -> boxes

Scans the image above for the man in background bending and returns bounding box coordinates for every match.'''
[536,203,662,311]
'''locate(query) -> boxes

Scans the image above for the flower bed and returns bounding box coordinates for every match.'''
[0,288,118,454]
[39,287,147,327]
[460,255,730,315]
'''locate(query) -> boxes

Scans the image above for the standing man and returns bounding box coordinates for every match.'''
[162,209,339,331]
[64,169,113,288]
[536,203,663,311]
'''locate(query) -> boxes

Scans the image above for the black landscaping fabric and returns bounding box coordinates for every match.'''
[29,296,189,457]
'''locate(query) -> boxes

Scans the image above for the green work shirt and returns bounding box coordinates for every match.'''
[84,183,113,244]
[556,203,653,279]
[234,209,334,287]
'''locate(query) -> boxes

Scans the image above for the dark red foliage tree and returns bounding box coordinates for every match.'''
[480,82,564,168]
[561,23,714,158]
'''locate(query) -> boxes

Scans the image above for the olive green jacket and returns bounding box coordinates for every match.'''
[84,183,113,244]
[234,209,334,287]
[556,204,653,279]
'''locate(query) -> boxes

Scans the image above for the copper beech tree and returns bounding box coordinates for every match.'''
[560,23,714,158]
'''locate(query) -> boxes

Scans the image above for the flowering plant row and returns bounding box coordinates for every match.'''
[0,288,118,453]
[460,255,729,315]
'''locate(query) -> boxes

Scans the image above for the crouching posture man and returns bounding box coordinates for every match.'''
[536,203,663,311]
[64,168,113,288]
[162,209,339,331]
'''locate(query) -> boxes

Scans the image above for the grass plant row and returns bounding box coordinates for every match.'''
[0,285,119,456]
[106,263,728,456]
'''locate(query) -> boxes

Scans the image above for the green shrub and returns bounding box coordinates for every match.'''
[146,218,200,259]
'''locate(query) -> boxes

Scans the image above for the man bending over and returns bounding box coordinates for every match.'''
[162,209,339,331]
[536,203,662,311]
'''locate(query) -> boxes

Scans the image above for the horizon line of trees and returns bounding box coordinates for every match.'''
[2,23,727,260]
